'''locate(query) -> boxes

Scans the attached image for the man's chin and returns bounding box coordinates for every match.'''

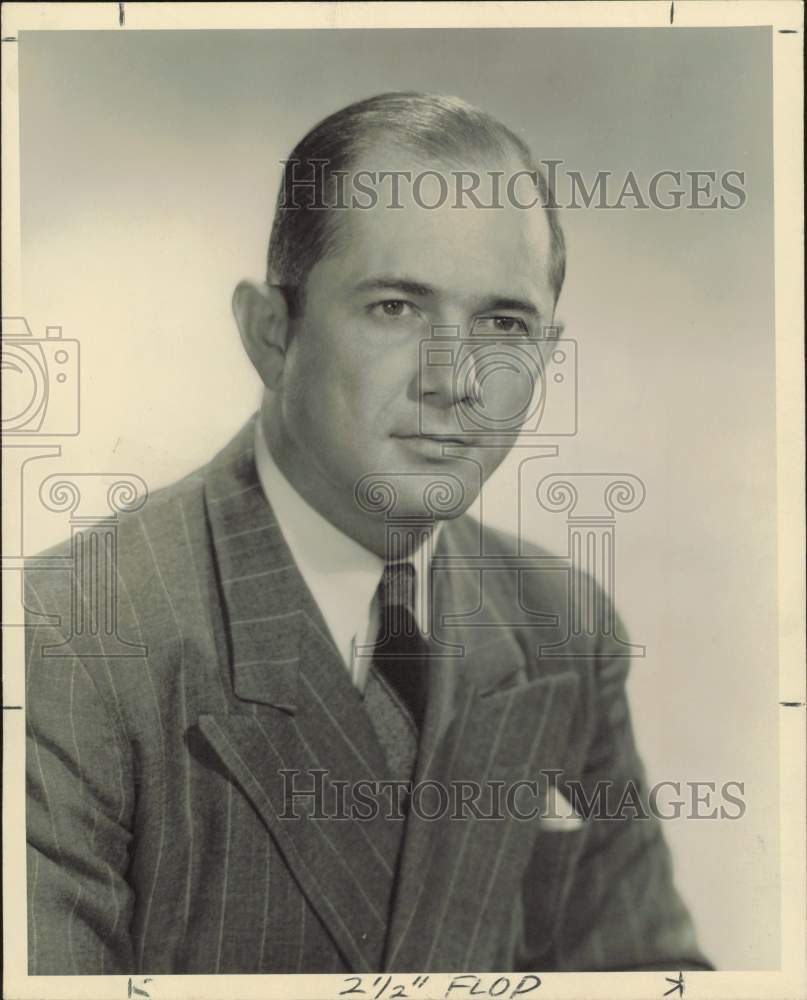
[352,466,481,523]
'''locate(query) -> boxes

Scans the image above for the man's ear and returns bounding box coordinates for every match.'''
[232,280,290,390]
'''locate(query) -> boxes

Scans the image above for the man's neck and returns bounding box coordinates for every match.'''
[258,407,437,561]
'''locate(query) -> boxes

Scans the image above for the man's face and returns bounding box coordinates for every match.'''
[268,151,556,531]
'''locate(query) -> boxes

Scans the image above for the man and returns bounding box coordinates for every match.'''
[25,92,709,974]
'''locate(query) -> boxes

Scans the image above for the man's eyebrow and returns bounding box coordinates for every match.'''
[479,296,540,317]
[352,276,435,297]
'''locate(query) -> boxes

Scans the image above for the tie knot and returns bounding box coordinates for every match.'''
[378,561,417,614]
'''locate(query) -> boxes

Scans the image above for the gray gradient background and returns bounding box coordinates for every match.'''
[18,28,777,969]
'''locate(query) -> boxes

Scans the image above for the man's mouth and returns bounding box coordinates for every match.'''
[394,433,481,449]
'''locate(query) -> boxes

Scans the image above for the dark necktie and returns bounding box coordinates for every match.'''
[371,561,430,734]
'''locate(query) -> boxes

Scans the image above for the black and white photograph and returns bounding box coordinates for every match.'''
[2,3,804,999]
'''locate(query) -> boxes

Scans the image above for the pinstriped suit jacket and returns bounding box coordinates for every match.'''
[25,417,710,974]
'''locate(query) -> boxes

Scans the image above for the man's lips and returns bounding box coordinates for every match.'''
[393,433,481,448]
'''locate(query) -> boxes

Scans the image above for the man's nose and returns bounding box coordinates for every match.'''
[418,329,481,409]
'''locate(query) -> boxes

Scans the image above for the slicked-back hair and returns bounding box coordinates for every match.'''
[267,92,566,317]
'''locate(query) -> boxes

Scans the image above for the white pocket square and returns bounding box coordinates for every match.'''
[539,786,584,831]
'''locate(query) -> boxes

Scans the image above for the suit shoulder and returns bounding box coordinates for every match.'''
[24,463,212,649]
[448,512,627,660]
[23,461,220,717]
[450,512,568,600]
[476,518,555,560]
[29,464,207,566]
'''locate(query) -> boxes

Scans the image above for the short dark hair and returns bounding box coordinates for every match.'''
[267,92,566,317]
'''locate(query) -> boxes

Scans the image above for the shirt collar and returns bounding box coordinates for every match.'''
[253,418,438,666]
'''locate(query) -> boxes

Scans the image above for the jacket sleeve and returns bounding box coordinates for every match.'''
[25,571,136,974]
[525,612,713,972]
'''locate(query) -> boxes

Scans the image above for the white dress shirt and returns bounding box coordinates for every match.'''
[254,419,437,692]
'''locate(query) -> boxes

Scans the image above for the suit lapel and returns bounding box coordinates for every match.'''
[191,421,584,971]
[385,519,583,970]
[194,421,402,971]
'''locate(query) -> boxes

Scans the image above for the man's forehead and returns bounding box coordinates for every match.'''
[326,145,554,301]
[348,141,544,212]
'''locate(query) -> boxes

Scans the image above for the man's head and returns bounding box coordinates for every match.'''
[234,92,566,555]
[266,92,565,316]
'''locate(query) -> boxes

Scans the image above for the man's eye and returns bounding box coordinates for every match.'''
[372,300,413,318]
[475,316,529,334]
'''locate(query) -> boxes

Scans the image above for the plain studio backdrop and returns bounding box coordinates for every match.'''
[16,28,777,969]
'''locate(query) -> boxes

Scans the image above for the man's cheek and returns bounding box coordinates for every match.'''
[337,374,387,425]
